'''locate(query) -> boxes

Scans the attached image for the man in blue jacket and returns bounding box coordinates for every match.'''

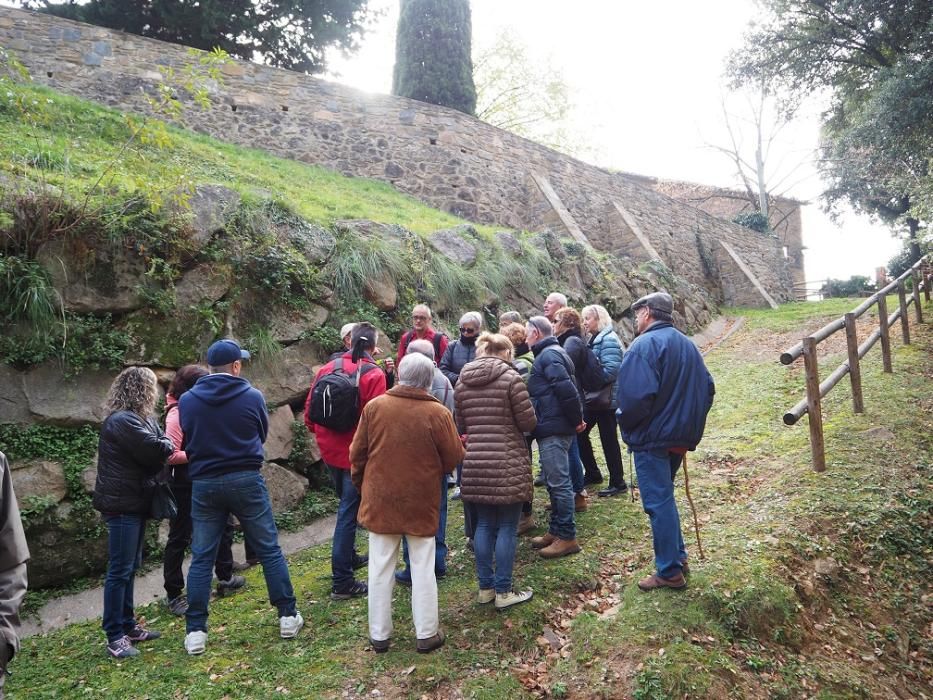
[616,293,715,591]
[179,339,303,654]
[525,316,585,559]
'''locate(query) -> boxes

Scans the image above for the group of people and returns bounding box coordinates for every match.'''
[86,286,714,660]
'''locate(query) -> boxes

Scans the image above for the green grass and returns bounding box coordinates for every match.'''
[7,279,932,695]
[0,83,493,236]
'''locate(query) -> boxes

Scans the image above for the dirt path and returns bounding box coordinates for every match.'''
[22,514,337,638]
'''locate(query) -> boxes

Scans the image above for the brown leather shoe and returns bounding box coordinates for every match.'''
[530,532,557,549]
[517,514,536,536]
[637,572,687,591]
[539,538,581,559]
[416,630,445,654]
[574,493,588,512]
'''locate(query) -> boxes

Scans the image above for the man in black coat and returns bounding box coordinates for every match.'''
[525,316,585,559]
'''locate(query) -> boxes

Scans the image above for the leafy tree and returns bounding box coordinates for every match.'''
[23,0,373,74]
[473,29,581,154]
[820,275,874,298]
[728,0,933,254]
[392,0,476,115]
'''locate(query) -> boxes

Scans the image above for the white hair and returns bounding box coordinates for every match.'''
[412,304,433,319]
[406,338,435,361]
[459,311,483,328]
[546,292,567,307]
[527,316,553,338]
[582,304,613,331]
[398,352,435,390]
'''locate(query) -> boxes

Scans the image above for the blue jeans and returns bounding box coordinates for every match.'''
[568,436,584,494]
[399,473,448,579]
[538,434,576,540]
[330,465,361,591]
[102,514,146,642]
[634,449,687,579]
[473,502,523,592]
[186,470,296,633]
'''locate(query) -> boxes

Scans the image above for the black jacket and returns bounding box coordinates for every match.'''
[439,335,477,386]
[528,336,583,438]
[93,411,173,515]
[557,329,588,393]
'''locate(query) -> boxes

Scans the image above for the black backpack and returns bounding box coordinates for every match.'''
[306,358,378,432]
[579,345,608,392]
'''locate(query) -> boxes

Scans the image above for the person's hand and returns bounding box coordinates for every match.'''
[575,421,587,433]
[459,434,468,445]
[384,357,395,374]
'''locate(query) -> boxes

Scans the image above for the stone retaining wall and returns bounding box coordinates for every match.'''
[0,6,792,306]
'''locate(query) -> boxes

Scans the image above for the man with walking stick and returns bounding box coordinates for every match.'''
[616,293,715,591]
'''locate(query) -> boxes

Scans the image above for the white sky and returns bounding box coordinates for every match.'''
[324,0,903,284]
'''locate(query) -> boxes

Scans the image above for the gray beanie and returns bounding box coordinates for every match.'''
[632,292,674,319]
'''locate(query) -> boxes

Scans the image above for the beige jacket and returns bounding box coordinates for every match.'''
[0,452,29,668]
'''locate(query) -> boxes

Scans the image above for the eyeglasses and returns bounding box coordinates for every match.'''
[459,326,478,334]
[412,315,429,321]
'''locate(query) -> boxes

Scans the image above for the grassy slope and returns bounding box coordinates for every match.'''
[0,84,492,235]
[9,298,930,699]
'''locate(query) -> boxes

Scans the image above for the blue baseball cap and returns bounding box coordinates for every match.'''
[206,339,251,366]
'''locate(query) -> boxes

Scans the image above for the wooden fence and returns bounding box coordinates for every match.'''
[780,254,931,472]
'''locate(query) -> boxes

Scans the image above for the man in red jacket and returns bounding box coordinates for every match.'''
[396,304,449,367]
[305,323,387,599]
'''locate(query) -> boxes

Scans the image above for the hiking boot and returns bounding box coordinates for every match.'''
[126,624,161,642]
[280,611,304,639]
[495,589,533,610]
[574,493,588,512]
[416,630,445,654]
[477,588,495,604]
[516,514,536,536]
[107,635,140,659]
[166,594,188,616]
[530,532,557,549]
[330,580,368,600]
[232,559,259,572]
[534,475,546,487]
[185,630,207,655]
[216,575,246,597]
[370,637,390,653]
[539,538,581,559]
[352,552,369,569]
[597,485,628,498]
[394,570,412,587]
[637,572,687,591]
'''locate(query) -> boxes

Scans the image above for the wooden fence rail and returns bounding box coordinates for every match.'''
[780,254,931,472]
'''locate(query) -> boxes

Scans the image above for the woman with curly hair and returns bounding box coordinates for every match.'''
[93,367,173,659]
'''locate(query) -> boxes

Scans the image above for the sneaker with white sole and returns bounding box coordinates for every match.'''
[107,635,140,659]
[280,611,304,639]
[185,630,207,655]
[494,589,533,610]
[477,588,495,604]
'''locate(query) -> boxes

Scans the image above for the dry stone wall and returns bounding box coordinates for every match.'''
[0,6,792,307]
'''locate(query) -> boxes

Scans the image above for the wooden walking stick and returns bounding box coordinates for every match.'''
[681,453,705,561]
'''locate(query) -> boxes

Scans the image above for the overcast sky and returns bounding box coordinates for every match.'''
[324,0,903,284]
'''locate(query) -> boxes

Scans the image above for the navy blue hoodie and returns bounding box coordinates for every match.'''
[179,373,269,479]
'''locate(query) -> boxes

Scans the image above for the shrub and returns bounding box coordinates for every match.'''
[820,275,874,298]
[732,211,771,233]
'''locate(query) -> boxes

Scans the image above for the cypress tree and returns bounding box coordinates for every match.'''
[392,0,476,115]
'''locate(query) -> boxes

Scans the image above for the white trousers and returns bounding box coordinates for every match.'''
[368,532,438,642]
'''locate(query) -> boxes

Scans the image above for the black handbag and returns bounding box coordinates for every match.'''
[147,479,178,520]
[584,382,614,411]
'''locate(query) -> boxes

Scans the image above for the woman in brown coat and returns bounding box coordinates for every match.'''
[350,353,464,654]
[455,333,538,610]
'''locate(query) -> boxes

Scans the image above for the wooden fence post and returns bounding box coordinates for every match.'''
[802,336,826,472]
[897,280,911,345]
[877,294,893,373]
[843,312,864,413]
[924,267,931,302]
[912,270,923,323]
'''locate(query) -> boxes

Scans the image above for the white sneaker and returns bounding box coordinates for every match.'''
[495,589,533,610]
[280,611,304,639]
[185,630,207,655]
